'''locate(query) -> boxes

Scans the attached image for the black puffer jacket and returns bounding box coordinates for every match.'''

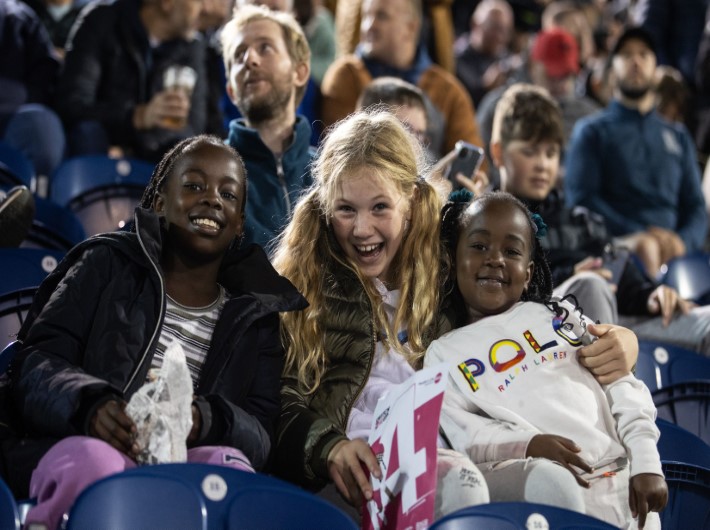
[55,0,208,160]
[9,207,307,472]
[529,190,656,316]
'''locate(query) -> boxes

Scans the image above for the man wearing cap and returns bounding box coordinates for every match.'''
[564,26,707,278]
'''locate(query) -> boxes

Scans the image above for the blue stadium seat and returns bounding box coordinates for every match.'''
[0,248,64,350]
[428,502,617,530]
[653,381,710,446]
[65,472,208,530]
[23,196,86,251]
[0,140,35,190]
[227,482,359,530]
[0,340,20,375]
[0,476,20,530]
[50,155,154,237]
[0,184,86,251]
[636,340,710,391]
[113,463,357,530]
[656,419,710,529]
[659,252,710,305]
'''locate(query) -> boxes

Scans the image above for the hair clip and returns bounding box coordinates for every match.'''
[531,213,547,239]
[448,188,474,204]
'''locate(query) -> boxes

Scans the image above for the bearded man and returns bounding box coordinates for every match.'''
[564,26,707,278]
[222,4,313,248]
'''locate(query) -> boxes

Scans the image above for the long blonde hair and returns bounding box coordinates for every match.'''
[272,110,443,393]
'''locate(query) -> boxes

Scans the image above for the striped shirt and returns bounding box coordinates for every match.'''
[149,285,227,387]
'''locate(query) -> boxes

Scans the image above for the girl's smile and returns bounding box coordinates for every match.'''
[456,200,534,323]
[330,167,411,286]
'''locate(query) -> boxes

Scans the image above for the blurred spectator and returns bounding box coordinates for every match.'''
[221,4,313,248]
[455,0,519,107]
[292,0,335,86]
[695,4,710,160]
[653,65,689,124]
[476,28,600,186]
[321,0,484,158]
[356,76,490,198]
[565,27,707,277]
[632,0,708,87]
[334,0,456,74]
[0,0,65,182]
[357,76,430,151]
[55,0,208,162]
[22,0,85,57]
[197,0,237,137]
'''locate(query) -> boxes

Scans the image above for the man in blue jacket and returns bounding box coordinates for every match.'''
[565,26,707,278]
[221,5,313,250]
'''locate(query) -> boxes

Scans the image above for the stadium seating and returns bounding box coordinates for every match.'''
[656,419,710,529]
[428,501,617,530]
[659,252,710,306]
[0,248,64,350]
[50,155,154,237]
[65,463,358,530]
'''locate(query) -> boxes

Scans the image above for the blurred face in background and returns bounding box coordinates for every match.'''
[360,0,418,67]
[613,38,656,100]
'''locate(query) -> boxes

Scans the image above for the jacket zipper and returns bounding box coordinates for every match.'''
[276,156,292,215]
[339,307,378,430]
[122,215,166,394]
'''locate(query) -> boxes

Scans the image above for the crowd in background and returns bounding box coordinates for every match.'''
[1,0,710,528]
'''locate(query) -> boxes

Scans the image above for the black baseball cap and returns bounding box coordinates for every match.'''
[610,26,657,58]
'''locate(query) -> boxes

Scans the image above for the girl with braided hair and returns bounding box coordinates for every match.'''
[271,110,637,522]
[5,135,306,529]
[426,191,667,529]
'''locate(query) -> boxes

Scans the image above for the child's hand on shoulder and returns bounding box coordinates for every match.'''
[577,323,637,385]
[525,434,593,487]
[629,473,668,529]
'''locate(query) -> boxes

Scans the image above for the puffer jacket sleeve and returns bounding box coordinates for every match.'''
[197,313,284,472]
[275,368,347,490]
[10,246,123,438]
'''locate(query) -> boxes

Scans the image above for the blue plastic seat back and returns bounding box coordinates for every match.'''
[653,381,710,445]
[0,248,64,349]
[0,477,20,530]
[429,502,617,530]
[22,195,86,251]
[49,156,154,236]
[65,472,208,530]
[120,463,357,530]
[0,140,34,189]
[661,471,710,530]
[0,340,20,375]
[656,422,710,530]
[636,340,710,391]
[660,252,710,305]
[227,484,359,530]
[657,418,710,468]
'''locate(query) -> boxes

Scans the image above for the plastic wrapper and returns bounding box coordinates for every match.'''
[125,341,193,465]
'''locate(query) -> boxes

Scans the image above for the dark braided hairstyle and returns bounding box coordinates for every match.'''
[139,135,248,219]
[441,190,554,323]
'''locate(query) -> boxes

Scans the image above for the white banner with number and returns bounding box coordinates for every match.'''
[363,363,448,530]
